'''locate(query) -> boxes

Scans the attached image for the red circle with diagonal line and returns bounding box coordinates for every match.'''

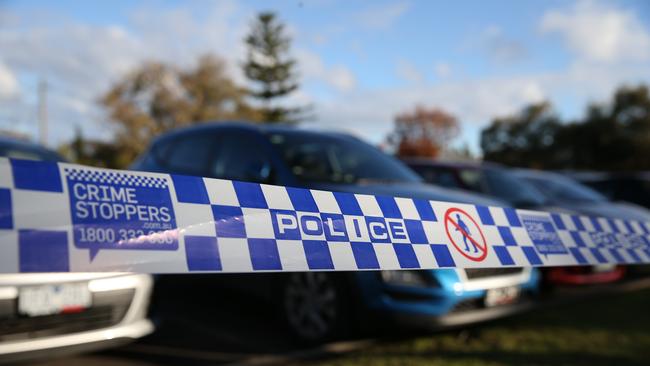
[444,207,488,261]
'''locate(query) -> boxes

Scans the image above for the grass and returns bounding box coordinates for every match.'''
[301,288,650,366]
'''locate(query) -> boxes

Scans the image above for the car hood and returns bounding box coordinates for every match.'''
[564,201,650,221]
[307,182,507,207]
[524,205,577,215]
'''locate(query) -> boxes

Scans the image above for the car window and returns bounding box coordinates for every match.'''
[0,146,64,162]
[411,166,460,189]
[408,166,435,184]
[269,131,421,184]
[457,169,483,192]
[165,133,217,176]
[210,131,273,183]
[436,171,457,187]
[152,137,176,162]
[483,169,548,207]
[585,180,617,199]
[523,174,607,203]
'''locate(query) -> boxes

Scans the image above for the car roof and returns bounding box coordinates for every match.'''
[0,135,64,161]
[150,121,360,146]
[512,168,568,181]
[401,158,505,170]
[567,170,650,181]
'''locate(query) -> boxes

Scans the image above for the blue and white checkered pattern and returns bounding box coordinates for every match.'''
[549,213,650,265]
[65,168,168,188]
[1,157,650,273]
[177,178,450,272]
[175,176,650,272]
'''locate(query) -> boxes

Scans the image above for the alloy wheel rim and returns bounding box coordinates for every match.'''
[284,272,338,340]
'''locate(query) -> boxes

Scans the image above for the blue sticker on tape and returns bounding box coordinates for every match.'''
[65,167,178,260]
[521,214,567,255]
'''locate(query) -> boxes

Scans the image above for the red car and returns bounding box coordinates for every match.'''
[543,265,625,285]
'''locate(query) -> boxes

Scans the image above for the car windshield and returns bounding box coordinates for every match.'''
[455,168,483,191]
[268,131,422,184]
[522,173,608,203]
[481,169,549,207]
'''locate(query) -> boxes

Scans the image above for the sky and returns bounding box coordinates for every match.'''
[0,0,649,155]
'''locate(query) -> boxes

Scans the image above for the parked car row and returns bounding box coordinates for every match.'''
[2,122,650,360]
[403,159,650,285]
[568,171,650,209]
[132,123,540,343]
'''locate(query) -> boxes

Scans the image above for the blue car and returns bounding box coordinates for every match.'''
[133,123,540,342]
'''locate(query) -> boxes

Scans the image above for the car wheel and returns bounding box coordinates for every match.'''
[282,272,348,343]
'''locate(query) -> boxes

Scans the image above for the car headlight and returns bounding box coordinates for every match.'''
[379,270,433,287]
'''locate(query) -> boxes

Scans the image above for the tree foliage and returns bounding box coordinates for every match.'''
[389,105,460,158]
[480,102,562,168]
[59,128,124,168]
[243,12,306,123]
[100,54,260,166]
[481,84,650,170]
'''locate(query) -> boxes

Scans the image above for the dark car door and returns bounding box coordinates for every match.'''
[163,128,286,293]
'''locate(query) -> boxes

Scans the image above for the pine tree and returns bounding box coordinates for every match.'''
[243,12,306,123]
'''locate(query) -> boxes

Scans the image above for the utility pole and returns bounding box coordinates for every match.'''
[38,78,47,146]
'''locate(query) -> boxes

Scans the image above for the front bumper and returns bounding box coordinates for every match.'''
[389,298,536,329]
[0,318,153,363]
[0,273,154,363]
[356,268,540,329]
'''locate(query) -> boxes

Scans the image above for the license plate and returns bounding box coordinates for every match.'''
[593,264,616,273]
[18,283,92,317]
[485,286,520,307]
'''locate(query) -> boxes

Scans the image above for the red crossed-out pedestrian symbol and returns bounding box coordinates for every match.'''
[444,207,488,262]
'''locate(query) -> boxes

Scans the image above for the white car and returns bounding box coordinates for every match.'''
[0,273,154,362]
[0,138,154,362]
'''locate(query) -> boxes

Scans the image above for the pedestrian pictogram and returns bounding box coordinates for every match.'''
[444,207,488,261]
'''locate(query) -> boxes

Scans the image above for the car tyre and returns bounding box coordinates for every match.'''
[281,272,350,344]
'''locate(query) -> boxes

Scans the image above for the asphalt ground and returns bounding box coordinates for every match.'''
[19,271,650,366]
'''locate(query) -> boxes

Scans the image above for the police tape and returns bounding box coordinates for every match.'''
[0,157,649,273]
